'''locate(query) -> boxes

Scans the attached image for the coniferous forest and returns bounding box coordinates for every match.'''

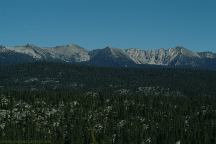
[0,63,216,144]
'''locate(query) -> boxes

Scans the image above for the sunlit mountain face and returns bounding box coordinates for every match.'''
[1,44,216,69]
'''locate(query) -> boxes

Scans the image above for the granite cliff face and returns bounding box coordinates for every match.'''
[125,47,203,66]
[125,48,169,65]
[0,44,216,69]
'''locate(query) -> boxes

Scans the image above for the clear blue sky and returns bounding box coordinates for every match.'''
[0,0,216,51]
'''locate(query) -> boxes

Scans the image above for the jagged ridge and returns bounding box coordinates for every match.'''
[0,44,216,69]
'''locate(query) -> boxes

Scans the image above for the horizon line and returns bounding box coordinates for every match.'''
[1,43,215,53]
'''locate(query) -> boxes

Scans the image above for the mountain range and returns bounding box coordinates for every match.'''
[0,44,216,69]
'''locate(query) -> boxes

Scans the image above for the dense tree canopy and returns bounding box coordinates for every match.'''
[0,63,216,143]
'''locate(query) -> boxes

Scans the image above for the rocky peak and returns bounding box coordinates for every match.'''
[50,44,90,62]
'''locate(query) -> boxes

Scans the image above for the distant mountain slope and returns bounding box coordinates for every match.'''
[0,45,35,64]
[125,48,169,65]
[0,44,216,69]
[198,52,216,59]
[126,47,216,69]
[8,44,53,60]
[125,47,201,65]
[7,44,90,63]
[46,44,90,63]
[89,47,135,67]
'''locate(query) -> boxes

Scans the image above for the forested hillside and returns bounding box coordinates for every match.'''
[0,63,216,143]
[0,63,216,96]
